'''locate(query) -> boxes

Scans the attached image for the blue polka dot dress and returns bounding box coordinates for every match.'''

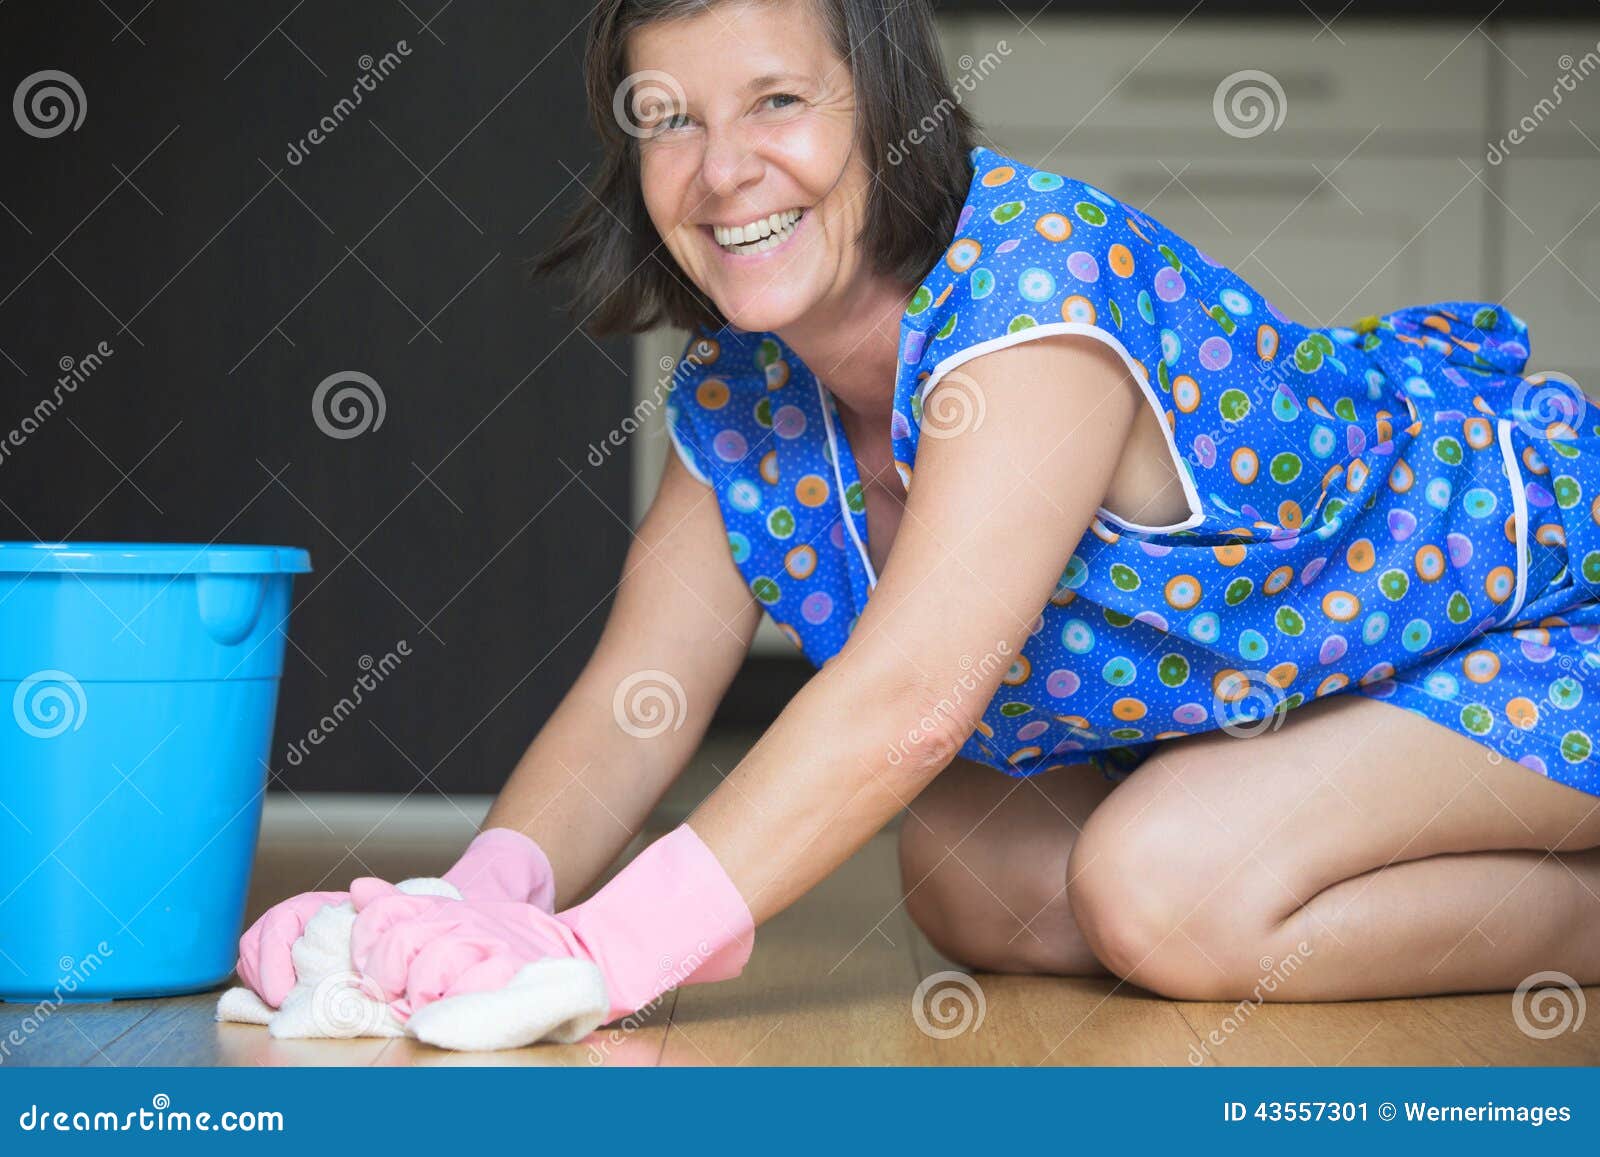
[665,145,1600,798]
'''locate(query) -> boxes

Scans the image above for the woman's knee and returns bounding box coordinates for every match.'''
[1066,792,1270,1000]
[897,805,1104,976]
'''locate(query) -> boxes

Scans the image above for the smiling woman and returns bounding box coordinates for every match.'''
[532,0,973,338]
[235,0,1600,1044]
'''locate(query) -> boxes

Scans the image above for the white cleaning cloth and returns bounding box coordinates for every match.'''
[216,877,610,1051]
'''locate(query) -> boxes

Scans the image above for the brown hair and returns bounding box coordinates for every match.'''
[530,0,978,336]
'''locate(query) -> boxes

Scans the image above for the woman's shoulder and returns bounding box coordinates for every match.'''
[897,146,1295,394]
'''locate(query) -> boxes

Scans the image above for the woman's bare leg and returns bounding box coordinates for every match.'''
[899,756,1115,975]
[1066,691,1600,1000]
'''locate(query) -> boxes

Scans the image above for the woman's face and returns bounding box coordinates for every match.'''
[626,0,873,334]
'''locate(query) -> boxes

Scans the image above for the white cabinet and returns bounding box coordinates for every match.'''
[947,18,1488,143]
[1500,159,1600,384]
[1487,26,1600,385]
[1494,26,1600,157]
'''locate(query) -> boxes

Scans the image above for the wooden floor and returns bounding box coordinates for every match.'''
[4,758,1598,1066]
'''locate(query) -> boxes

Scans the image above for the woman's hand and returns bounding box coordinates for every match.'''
[235,826,557,1008]
[349,823,753,1024]
[235,889,353,1008]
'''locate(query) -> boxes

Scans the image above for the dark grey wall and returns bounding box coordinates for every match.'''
[0,2,637,793]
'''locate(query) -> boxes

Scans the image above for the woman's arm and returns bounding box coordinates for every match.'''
[690,334,1145,922]
[482,447,763,907]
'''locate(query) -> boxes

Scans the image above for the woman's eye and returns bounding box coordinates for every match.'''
[764,93,801,111]
[639,112,694,139]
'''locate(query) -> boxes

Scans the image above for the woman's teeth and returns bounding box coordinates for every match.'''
[712,209,803,255]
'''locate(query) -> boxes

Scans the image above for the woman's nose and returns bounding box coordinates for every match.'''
[698,128,765,198]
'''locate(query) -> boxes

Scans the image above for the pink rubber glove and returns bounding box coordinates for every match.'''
[235,890,351,1010]
[236,826,556,1008]
[439,826,556,912]
[349,824,754,1023]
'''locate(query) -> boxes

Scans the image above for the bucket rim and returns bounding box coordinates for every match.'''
[0,542,313,575]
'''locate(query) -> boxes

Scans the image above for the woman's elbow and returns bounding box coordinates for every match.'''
[858,680,979,785]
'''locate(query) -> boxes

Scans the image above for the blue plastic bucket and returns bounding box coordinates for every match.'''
[0,542,311,1002]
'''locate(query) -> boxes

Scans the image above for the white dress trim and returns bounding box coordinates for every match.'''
[816,379,880,591]
[1496,417,1530,626]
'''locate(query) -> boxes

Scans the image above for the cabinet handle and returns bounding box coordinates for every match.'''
[1120,70,1335,104]
[1114,170,1332,202]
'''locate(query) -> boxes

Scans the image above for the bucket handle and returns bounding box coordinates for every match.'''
[195,574,269,646]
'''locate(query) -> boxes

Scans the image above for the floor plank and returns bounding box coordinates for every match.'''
[1174,998,1489,1067]
[1411,989,1600,1065]
[661,831,947,1065]
[7,780,1594,1066]
[0,998,159,1067]
[83,994,393,1067]
[911,935,1214,1067]
[370,994,674,1068]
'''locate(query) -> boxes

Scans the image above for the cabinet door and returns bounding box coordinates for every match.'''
[1495,26,1600,158]
[1500,159,1600,387]
[949,17,1487,144]
[976,145,1492,325]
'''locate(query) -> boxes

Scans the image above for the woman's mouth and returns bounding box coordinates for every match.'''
[708,208,806,257]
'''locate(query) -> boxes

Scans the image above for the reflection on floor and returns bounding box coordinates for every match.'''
[3,734,1596,1066]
